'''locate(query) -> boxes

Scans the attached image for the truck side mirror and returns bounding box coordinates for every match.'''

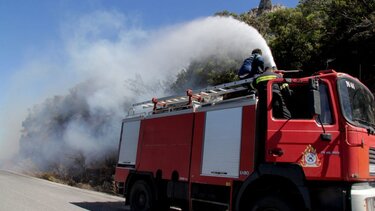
[308,78,321,116]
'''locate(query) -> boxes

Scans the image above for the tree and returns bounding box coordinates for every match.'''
[267,7,327,72]
[169,56,240,94]
[295,0,375,83]
[177,0,375,91]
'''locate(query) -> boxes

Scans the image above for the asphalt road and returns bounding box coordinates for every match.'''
[0,170,128,211]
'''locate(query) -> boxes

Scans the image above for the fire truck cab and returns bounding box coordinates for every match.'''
[115,70,375,211]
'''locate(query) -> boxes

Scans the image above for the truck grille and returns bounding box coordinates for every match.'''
[370,148,375,175]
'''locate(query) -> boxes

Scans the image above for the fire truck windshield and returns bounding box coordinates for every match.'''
[338,77,375,130]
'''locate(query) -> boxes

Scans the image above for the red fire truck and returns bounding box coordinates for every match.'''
[114,70,375,211]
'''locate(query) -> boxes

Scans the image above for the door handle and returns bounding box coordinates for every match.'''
[269,148,284,157]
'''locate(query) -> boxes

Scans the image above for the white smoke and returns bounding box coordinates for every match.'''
[0,11,275,170]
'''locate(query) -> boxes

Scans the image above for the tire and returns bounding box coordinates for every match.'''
[129,180,154,211]
[249,195,294,211]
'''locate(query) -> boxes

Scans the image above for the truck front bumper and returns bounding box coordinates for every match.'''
[351,182,375,211]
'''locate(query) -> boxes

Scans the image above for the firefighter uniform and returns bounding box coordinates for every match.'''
[253,70,291,119]
[252,70,292,163]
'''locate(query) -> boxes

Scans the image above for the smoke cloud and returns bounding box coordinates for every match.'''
[0,11,275,171]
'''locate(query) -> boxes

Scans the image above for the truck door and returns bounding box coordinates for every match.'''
[266,79,342,179]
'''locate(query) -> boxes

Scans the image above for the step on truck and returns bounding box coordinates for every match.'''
[114,70,375,211]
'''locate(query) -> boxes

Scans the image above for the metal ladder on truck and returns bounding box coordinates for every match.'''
[127,77,255,117]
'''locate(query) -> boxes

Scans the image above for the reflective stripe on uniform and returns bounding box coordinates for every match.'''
[256,75,278,84]
[280,83,289,90]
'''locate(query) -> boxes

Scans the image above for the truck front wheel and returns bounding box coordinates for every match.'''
[130,180,154,211]
[248,195,295,211]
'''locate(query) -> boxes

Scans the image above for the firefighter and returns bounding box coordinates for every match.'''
[253,66,291,119]
[252,67,291,162]
[238,48,265,79]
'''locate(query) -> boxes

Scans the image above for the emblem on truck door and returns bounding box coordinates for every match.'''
[299,145,321,167]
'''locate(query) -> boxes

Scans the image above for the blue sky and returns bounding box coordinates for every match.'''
[1,0,298,77]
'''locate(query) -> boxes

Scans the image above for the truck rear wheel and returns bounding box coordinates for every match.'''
[248,195,294,211]
[130,180,154,211]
